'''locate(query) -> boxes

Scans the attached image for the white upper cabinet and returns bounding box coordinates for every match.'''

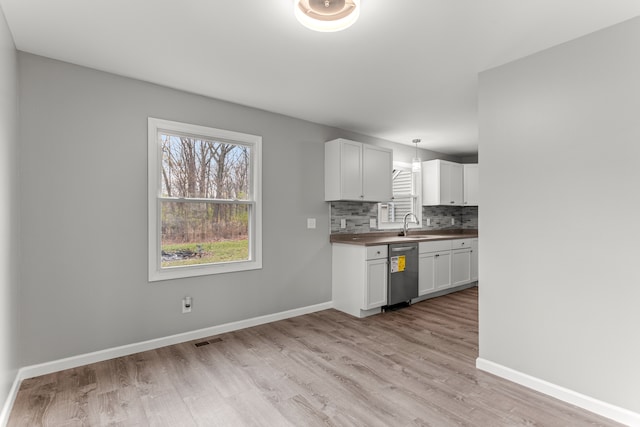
[422,159,463,206]
[362,144,394,202]
[463,164,479,206]
[325,139,393,202]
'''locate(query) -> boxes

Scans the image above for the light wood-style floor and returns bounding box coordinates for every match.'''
[8,287,621,426]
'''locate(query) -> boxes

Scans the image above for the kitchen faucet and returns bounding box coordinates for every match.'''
[402,212,419,236]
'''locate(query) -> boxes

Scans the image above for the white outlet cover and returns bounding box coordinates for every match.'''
[340,218,346,229]
[369,218,377,228]
[307,218,316,229]
[182,298,192,314]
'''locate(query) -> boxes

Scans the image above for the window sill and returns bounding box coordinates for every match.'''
[149,259,262,282]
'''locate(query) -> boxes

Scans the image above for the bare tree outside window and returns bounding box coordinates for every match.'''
[159,133,252,268]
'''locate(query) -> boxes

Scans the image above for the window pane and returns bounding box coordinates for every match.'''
[378,167,418,225]
[393,169,413,196]
[161,134,250,199]
[161,201,249,268]
[394,197,413,220]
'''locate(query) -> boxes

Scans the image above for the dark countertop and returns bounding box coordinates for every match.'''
[330,229,478,246]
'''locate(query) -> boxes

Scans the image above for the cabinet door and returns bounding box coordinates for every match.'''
[418,253,436,296]
[464,164,479,206]
[421,160,440,205]
[442,162,463,205]
[362,145,392,202]
[364,258,387,309]
[340,140,363,200]
[470,239,478,281]
[422,160,463,206]
[434,251,452,290]
[452,248,472,287]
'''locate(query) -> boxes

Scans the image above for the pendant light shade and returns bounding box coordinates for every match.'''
[412,139,422,172]
[294,0,360,32]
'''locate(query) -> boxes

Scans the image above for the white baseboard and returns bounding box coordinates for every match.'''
[476,358,640,427]
[0,372,21,427]
[7,300,332,402]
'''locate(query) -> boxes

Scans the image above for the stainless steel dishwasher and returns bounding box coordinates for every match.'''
[387,242,419,306]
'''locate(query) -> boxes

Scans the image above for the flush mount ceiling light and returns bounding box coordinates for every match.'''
[294,0,360,32]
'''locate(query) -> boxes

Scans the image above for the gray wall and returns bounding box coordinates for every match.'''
[0,3,19,413]
[479,17,640,412]
[16,53,420,366]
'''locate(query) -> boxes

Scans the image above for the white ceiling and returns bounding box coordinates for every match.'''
[2,1,639,155]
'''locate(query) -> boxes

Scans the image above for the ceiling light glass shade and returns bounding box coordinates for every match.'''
[412,158,422,173]
[294,0,360,32]
[412,138,422,172]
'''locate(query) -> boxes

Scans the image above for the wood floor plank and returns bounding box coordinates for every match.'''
[7,287,624,426]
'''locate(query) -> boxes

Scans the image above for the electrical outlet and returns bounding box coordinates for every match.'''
[307,218,316,229]
[340,218,346,229]
[426,218,431,226]
[451,218,455,225]
[369,218,377,228]
[182,296,192,314]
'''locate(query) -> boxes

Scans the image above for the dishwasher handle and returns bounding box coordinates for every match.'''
[391,246,416,252]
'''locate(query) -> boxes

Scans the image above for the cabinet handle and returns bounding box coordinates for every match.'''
[435,254,439,258]
[376,251,381,255]
[450,201,454,204]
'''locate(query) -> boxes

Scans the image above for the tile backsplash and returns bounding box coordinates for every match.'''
[330,202,478,234]
[330,201,378,233]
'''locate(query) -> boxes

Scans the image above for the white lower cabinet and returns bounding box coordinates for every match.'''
[470,238,478,282]
[332,244,388,318]
[452,248,472,287]
[418,253,436,295]
[434,251,452,291]
[333,237,478,317]
[365,257,388,309]
[418,238,478,298]
[451,239,473,287]
[418,240,452,296]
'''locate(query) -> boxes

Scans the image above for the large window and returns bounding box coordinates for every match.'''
[148,118,262,281]
[377,162,421,229]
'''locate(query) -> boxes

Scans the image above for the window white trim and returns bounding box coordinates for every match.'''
[377,161,422,230]
[148,117,262,282]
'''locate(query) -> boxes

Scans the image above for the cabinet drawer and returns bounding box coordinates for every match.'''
[419,240,452,254]
[366,245,388,260]
[451,238,473,249]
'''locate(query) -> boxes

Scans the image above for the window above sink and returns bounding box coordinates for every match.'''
[377,161,421,230]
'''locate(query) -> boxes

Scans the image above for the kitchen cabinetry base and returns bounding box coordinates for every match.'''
[412,281,477,304]
[332,243,388,319]
[333,306,383,319]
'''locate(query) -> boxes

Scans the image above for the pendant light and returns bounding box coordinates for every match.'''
[294,0,360,32]
[412,139,422,172]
